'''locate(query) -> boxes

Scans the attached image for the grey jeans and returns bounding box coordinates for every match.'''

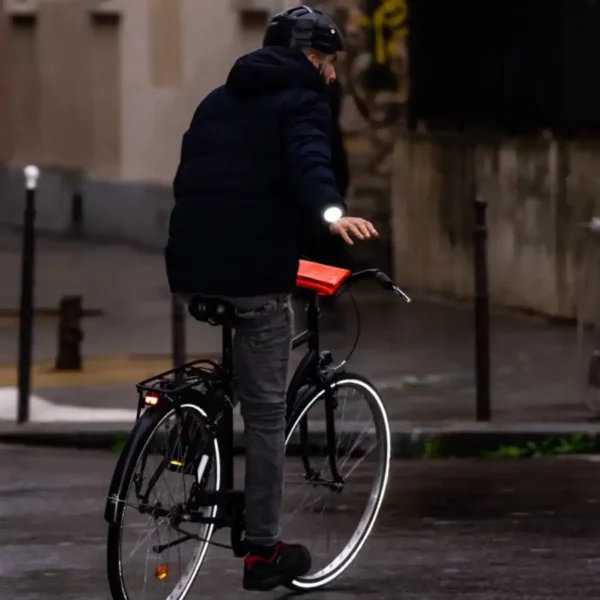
[183,293,293,546]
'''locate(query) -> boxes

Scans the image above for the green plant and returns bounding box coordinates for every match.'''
[485,444,525,458]
[111,434,128,454]
[485,434,594,459]
[553,433,594,454]
[421,437,447,459]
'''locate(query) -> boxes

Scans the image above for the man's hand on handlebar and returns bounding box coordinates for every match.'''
[329,217,379,245]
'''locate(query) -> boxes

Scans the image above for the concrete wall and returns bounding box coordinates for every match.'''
[120,0,267,184]
[390,134,600,318]
[320,0,599,318]
[0,9,11,163]
[0,0,390,251]
[0,0,284,245]
[2,0,597,318]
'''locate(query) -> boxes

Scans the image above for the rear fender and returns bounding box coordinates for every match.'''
[103,408,165,525]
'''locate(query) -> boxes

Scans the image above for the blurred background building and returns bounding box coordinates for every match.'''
[1,0,600,320]
[0,0,302,242]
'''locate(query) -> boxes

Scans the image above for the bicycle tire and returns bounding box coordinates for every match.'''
[284,372,391,592]
[106,402,222,600]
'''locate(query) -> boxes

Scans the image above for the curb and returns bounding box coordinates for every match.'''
[2,421,600,458]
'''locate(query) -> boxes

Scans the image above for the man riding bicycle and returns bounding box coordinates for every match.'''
[166,5,378,591]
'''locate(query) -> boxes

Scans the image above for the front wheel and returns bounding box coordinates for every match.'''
[282,373,391,591]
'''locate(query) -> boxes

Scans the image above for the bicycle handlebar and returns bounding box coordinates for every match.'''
[345,269,411,303]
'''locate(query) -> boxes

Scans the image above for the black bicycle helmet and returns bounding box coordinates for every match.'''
[263,5,345,55]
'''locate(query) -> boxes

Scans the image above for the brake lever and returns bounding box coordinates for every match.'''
[393,285,412,303]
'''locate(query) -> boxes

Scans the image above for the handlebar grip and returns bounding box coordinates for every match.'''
[345,268,411,302]
[374,270,395,290]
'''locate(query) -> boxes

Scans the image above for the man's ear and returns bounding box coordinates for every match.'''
[302,48,320,69]
[306,54,319,69]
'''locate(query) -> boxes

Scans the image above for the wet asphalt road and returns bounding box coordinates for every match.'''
[2,445,600,599]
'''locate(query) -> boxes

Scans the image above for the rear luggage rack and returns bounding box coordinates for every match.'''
[136,359,221,395]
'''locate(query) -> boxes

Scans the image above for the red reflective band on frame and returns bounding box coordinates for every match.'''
[296,260,351,296]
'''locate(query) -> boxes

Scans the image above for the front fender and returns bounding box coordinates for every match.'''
[285,368,346,437]
[286,350,319,421]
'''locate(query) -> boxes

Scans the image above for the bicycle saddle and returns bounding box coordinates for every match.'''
[187,295,235,326]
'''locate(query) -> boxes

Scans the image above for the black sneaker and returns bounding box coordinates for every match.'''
[243,541,311,591]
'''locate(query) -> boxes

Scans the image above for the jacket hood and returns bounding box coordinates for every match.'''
[328,79,343,119]
[226,46,326,96]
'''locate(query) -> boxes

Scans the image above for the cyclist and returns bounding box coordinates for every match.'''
[166,5,378,591]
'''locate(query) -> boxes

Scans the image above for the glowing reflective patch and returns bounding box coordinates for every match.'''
[155,564,168,580]
[323,206,343,223]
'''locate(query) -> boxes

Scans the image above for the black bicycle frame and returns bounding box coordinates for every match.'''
[105,291,343,552]
[217,290,320,485]
[217,289,342,495]
[289,293,344,487]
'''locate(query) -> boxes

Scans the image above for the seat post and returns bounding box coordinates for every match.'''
[220,320,235,492]
[306,293,320,354]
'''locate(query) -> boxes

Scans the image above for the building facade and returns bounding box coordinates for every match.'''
[0,0,304,244]
[3,0,595,318]
[0,0,401,256]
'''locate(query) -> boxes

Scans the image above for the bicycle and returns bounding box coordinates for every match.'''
[104,260,410,599]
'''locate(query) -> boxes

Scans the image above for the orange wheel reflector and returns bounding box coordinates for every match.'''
[155,564,168,581]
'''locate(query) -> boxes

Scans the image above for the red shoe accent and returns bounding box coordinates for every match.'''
[244,542,281,570]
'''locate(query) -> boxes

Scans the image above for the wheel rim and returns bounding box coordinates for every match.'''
[117,404,221,600]
[283,378,391,589]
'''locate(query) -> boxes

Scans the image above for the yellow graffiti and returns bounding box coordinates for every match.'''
[358,0,408,68]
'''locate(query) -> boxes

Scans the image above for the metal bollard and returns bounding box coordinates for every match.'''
[69,190,83,239]
[171,295,186,368]
[17,165,40,424]
[474,196,491,421]
[55,296,84,371]
[580,218,600,391]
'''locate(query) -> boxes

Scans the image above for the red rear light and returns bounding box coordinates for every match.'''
[145,393,159,406]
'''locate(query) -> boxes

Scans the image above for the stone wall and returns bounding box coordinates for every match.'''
[314,0,409,268]
[390,134,600,318]
[2,0,596,318]
[319,0,599,318]
[0,0,267,244]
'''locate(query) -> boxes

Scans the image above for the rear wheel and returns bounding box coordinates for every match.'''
[107,403,221,600]
[282,374,391,591]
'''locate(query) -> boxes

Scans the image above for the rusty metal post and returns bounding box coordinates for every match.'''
[17,165,40,424]
[474,195,491,421]
[55,296,84,371]
[69,190,83,239]
[171,295,186,368]
[578,218,600,413]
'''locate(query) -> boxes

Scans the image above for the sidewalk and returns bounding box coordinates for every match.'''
[0,228,596,454]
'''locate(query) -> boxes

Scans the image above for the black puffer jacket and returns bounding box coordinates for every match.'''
[166,46,343,297]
